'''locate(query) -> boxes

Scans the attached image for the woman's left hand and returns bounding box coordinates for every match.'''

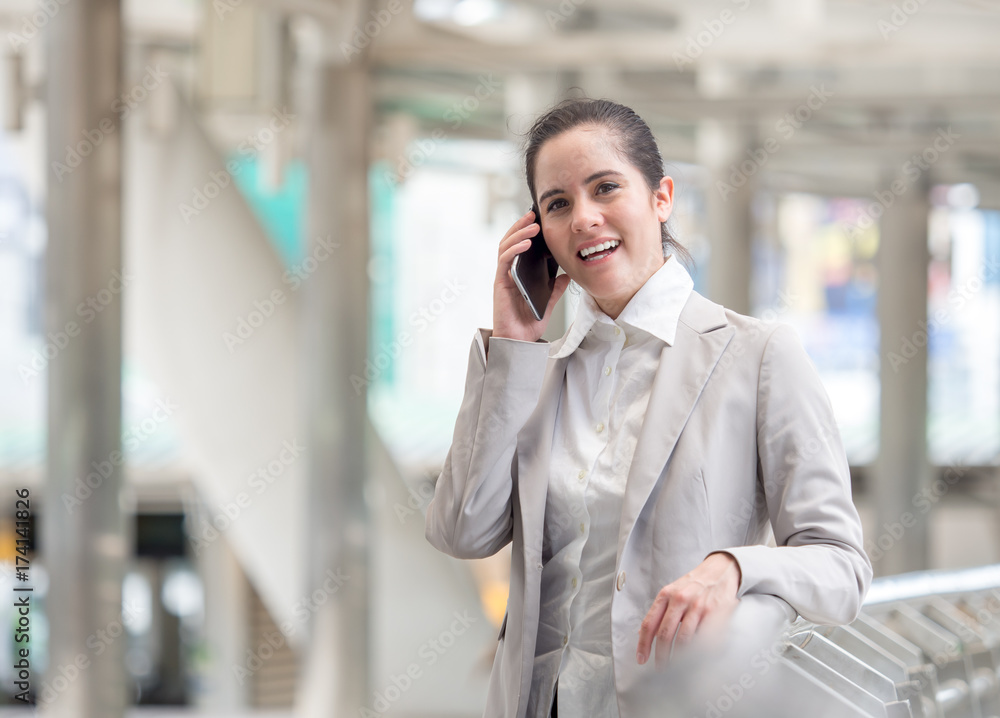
[636,552,741,668]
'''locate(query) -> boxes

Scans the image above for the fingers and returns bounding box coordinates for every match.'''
[497,211,541,284]
[540,274,571,322]
[658,603,703,669]
[502,208,535,242]
[637,589,701,669]
[636,591,669,665]
[497,238,535,286]
[499,209,539,259]
[653,596,689,668]
[675,608,704,645]
[639,586,735,668]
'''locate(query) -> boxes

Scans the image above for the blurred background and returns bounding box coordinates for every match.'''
[0,0,998,715]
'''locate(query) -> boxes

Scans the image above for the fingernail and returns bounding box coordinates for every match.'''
[637,652,645,664]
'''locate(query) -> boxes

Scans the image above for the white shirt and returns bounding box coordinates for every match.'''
[482,255,693,717]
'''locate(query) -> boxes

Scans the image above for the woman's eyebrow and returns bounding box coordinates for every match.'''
[538,170,625,204]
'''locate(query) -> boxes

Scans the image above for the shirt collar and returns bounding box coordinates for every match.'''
[551,254,694,359]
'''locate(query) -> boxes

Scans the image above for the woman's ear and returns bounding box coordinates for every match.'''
[654,176,674,223]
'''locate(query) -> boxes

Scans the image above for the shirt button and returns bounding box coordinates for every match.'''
[616,570,626,591]
[596,422,605,433]
[579,522,586,534]
[572,577,578,588]
[604,366,612,376]
[614,327,621,336]
[563,635,569,646]
[577,469,586,481]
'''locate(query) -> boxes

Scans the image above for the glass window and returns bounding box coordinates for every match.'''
[368,139,518,469]
[755,192,880,464]
[927,189,1000,465]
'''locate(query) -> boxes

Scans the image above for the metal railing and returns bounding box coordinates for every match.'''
[776,565,1000,718]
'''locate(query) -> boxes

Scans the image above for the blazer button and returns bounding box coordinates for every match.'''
[616,570,626,591]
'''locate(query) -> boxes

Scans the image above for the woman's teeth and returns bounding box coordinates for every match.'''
[579,239,621,260]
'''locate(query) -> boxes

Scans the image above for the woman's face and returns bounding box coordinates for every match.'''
[533,125,674,319]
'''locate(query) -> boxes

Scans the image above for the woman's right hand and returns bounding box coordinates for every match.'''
[492,209,571,344]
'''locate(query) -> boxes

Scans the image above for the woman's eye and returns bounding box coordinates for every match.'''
[545,185,615,212]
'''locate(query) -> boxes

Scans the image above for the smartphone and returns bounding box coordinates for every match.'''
[510,205,560,322]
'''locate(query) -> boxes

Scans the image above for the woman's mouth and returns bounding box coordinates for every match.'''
[578,239,621,263]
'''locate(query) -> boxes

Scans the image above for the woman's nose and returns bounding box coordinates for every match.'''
[570,198,603,233]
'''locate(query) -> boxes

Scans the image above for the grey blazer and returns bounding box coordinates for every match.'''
[425,289,873,718]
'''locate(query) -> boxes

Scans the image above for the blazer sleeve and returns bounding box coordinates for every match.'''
[424,328,551,560]
[711,323,873,625]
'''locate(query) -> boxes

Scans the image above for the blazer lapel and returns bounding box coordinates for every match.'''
[516,353,569,560]
[616,291,734,566]
[512,350,569,712]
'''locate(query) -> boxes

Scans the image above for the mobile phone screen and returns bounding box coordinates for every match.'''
[510,205,559,321]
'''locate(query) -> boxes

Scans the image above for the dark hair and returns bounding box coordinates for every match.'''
[521,97,694,270]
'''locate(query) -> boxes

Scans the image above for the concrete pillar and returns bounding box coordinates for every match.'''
[42,1,126,717]
[873,183,931,576]
[698,118,755,314]
[194,533,250,711]
[294,48,371,717]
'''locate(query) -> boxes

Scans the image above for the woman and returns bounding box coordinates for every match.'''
[424,98,872,718]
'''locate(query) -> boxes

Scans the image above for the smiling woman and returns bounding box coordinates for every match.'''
[424,97,872,718]
[530,126,674,319]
